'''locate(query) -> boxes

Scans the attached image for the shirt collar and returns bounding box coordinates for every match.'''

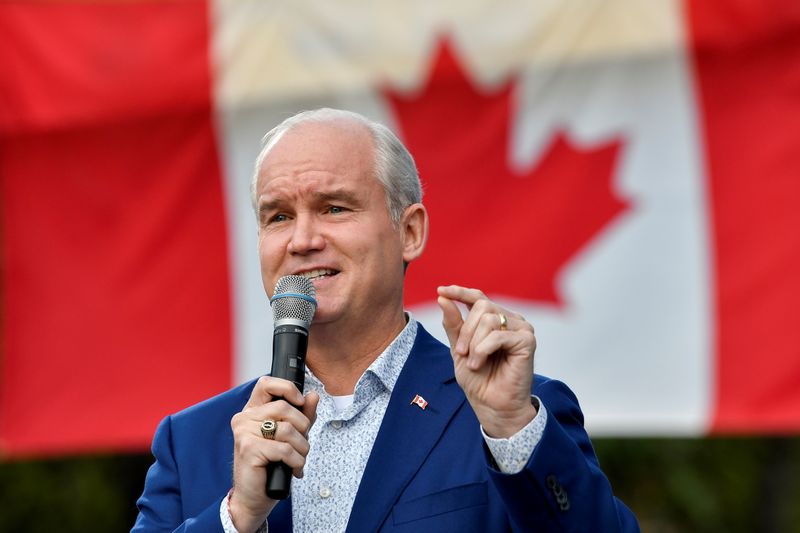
[304,315,418,394]
[361,315,418,393]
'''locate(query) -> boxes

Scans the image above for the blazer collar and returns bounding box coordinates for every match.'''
[269,326,463,533]
[344,324,465,533]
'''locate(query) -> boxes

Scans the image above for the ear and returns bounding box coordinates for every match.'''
[400,203,429,264]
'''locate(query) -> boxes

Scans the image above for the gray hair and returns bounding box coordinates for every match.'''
[250,108,422,224]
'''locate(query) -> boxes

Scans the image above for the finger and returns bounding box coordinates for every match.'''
[437,296,464,352]
[467,311,512,369]
[301,391,320,433]
[471,329,537,371]
[245,376,306,409]
[263,418,311,457]
[237,399,314,437]
[232,413,312,481]
[437,285,487,309]
[259,419,312,479]
[454,297,494,357]
[237,432,307,473]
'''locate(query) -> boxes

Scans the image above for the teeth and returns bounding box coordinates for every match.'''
[300,269,336,280]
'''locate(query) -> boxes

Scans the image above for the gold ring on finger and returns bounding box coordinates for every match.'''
[498,313,508,331]
[260,419,278,440]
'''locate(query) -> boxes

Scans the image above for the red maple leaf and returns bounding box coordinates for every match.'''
[385,40,628,308]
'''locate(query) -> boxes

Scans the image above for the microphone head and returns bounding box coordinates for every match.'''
[270,275,317,327]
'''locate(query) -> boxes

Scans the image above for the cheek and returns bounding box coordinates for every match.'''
[258,234,283,277]
[364,231,406,273]
[258,229,285,256]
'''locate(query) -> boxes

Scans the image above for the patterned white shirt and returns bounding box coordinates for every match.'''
[221,317,547,532]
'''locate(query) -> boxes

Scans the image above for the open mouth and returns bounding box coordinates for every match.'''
[299,268,339,281]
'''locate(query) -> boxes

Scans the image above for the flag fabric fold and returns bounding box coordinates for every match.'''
[1,0,799,456]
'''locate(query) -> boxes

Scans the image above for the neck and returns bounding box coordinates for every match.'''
[305,308,407,396]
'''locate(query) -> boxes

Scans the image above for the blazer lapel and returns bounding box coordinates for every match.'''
[345,326,466,533]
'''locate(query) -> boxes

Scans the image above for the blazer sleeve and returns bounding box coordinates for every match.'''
[485,378,640,532]
[132,415,226,533]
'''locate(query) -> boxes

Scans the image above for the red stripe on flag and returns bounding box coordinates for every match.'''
[0,1,211,134]
[0,112,232,456]
[688,1,800,432]
[0,1,230,455]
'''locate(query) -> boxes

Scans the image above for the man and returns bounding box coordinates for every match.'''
[133,108,639,532]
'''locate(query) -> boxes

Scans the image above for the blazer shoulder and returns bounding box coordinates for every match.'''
[170,378,259,424]
[533,373,553,389]
[533,374,576,398]
[532,375,585,414]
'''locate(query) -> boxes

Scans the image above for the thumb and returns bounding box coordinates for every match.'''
[303,391,320,428]
[437,296,463,352]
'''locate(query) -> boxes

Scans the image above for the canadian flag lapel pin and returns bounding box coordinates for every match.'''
[411,394,428,410]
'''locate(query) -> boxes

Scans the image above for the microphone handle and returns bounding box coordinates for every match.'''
[266,324,308,500]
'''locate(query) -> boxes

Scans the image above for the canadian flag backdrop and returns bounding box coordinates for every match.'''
[1,0,799,456]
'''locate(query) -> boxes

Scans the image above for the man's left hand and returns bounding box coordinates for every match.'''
[437,285,537,438]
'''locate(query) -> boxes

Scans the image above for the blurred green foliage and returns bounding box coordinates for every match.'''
[594,437,800,532]
[0,454,151,533]
[1,438,799,532]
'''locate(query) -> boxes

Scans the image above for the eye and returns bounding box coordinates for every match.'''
[327,205,347,214]
[261,212,289,227]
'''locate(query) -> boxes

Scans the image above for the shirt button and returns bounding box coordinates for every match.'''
[331,420,343,429]
[319,486,332,499]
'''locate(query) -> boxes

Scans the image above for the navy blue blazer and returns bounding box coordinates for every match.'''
[133,325,639,532]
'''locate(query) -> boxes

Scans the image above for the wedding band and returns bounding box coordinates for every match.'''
[498,313,508,331]
[260,419,278,440]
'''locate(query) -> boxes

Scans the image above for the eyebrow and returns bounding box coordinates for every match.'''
[258,188,362,215]
[258,199,284,218]
[312,188,361,206]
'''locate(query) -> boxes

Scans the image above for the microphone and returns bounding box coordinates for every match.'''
[266,275,317,500]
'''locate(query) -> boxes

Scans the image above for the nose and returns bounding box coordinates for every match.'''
[287,214,325,255]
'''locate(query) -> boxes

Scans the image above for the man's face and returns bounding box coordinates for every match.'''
[255,120,408,327]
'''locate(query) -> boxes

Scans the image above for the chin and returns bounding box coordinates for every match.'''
[308,307,337,325]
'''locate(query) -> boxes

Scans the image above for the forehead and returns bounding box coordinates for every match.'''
[257,120,377,195]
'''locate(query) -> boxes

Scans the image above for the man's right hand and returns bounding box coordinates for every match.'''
[229,376,319,533]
